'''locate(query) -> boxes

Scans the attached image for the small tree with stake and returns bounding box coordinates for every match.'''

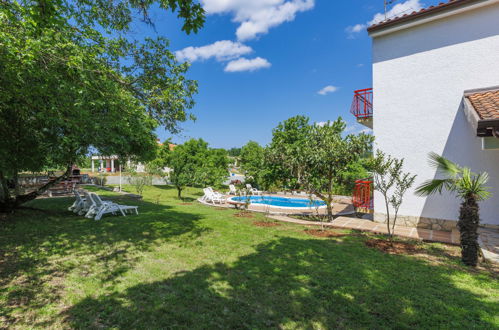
[303,118,373,223]
[370,150,416,240]
[415,152,491,267]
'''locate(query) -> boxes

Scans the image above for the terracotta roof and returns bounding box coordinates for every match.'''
[368,0,482,32]
[466,89,499,120]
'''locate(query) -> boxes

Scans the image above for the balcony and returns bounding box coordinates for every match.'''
[350,88,373,128]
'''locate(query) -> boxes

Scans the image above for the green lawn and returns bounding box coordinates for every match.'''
[1,186,498,329]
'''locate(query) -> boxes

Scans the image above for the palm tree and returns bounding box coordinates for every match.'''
[415,153,491,267]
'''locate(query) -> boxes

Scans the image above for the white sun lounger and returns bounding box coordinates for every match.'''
[203,188,226,205]
[68,190,86,214]
[228,184,238,195]
[90,193,139,221]
[246,184,262,195]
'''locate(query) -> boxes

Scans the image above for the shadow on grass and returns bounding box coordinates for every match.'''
[64,236,498,329]
[152,185,204,201]
[0,194,209,327]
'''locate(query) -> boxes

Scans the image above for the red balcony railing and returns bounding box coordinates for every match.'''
[350,88,373,119]
[352,179,373,210]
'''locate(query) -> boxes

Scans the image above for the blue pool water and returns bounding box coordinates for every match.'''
[230,196,326,208]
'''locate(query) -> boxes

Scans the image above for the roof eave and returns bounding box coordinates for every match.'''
[368,0,498,37]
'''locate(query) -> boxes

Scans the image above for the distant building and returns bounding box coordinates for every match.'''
[91,142,176,173]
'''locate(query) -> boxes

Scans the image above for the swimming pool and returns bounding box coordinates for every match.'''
[229,195,327,209]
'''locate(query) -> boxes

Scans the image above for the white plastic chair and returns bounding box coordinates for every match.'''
[207,187,225,199]
[246,184,262,196]
[203,188,225,205]
[90,193,138,221]
[80,191,97,216]
[68,190,85,213]
[228,184,238,195]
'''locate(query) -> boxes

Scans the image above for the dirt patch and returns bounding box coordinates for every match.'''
[214,207,228,211]
[365,239,419,255]
[233,212,254,218]
[179,202,193,205]
[305,229,348,238]
[253,221,281,227]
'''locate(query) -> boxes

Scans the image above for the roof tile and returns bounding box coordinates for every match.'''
[466,89,499,120]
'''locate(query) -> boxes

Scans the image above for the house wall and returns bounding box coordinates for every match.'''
[372,3,499,229]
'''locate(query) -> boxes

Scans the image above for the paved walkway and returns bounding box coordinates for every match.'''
[270,215,460,244]
[478,227,499,264]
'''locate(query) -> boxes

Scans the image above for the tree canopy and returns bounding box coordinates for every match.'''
[240,141,265,187]
[266,115,311,190]
[263,116,373,221]
[168,139,229,199]
[0,0,206,210]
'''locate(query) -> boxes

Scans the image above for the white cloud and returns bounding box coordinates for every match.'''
[224,57,271,72]
[317,85,338,95]
[346,0,423,37]
[316,121,328,127]
[369,0,423,25]
[360,128,373,134]
[346,23,366,33]
[345,23,367,38]
[201,0,315,41]
[175,40,253,62]
[345,123,372,134]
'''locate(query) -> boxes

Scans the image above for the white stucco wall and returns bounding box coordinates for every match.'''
[372,3,499,226]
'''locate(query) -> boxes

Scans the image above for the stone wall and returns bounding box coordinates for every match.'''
[374,213,457,231]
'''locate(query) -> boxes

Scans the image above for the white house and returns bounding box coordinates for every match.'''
[352,0,499,230]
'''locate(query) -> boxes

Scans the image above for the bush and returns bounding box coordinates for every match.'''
[127,173,152,196]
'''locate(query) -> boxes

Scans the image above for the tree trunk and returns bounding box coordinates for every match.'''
[326,201,333,223]
[383,193,392,240]
[177,186,182,199]
[0,171,10,204]
[13,171,20,197]
[458,195,480,267]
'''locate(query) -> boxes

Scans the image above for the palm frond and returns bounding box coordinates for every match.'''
[457,170,492,201]
[428,152,461,177]
[415,178,453,196]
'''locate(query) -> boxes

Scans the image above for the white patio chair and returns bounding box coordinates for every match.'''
[90,193,138,221]
[203,188,225,205]
[80,191,115,218]
[207,187,225,199]
[68,190,85,213]
[228,184,238,195]
[246,184,262,196]
[80,191,96,216]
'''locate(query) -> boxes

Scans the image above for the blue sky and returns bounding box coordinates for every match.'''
[139,0,438,149]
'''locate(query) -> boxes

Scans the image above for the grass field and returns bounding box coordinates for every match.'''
[1,185,498,329]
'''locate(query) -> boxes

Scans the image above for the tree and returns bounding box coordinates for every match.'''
[227,147,242,157]
[168,139,228,199]
[266,116,311,191]
[127,172,152,197]
[146,139,174,176]
[264,116,373,223]
[415,153,491,267]
[240,141,265,187]
[0,0,205,211]
[303,119,373,222]
[370,150,416,240]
